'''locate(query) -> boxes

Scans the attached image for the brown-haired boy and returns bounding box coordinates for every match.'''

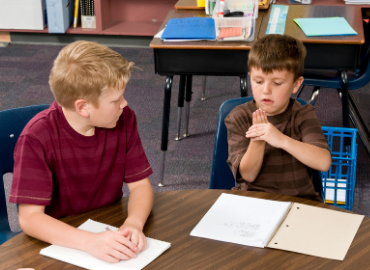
[9,41,154,262]
[225,34,331,201]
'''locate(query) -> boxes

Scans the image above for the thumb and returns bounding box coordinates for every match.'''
[117,228,131,238]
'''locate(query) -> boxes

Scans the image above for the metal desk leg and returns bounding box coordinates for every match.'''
[159,76,173,187]
[341,71,350,128]
[175,75,186,141]
[240,77,248,97]
[201,76,207,101]
[184,75,192,138]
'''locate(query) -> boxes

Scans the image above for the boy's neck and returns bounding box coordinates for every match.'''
[61,107,95,136]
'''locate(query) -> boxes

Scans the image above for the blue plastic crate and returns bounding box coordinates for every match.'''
[320,126,358,210]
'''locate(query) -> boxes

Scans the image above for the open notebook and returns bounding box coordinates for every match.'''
[40,219,171,270]
[190,193,364,260]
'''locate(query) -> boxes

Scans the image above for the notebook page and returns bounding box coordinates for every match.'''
[40,219,171,270]
[190,193,292,248]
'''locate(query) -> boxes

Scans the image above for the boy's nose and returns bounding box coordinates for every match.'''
[262,83,272,94]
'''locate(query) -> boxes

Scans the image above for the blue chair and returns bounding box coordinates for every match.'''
[0,104,49,245]
[209,97,323,199]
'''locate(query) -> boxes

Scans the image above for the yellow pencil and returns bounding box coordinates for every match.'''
[73,0,80,28]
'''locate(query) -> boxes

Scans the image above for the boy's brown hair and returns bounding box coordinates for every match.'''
[49,41,134,110]
[248,34,306,81]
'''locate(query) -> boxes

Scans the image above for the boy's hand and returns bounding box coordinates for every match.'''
[85,229,138,263]
[246,122,286,148]
[252,109,268,125]
[119,219,147,253]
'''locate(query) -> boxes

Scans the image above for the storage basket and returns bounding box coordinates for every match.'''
[321,126,358,210]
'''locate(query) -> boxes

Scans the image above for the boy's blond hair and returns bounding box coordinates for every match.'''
[49,41,134,110]
[248,34,306,81]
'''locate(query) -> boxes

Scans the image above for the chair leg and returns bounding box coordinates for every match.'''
[340,71,350,128]
[183,75,192,138]
[175,75,186,141]
[201,76,206,101]
[308,86,320,105]
[240,77,248,97]
[159,76,173,187]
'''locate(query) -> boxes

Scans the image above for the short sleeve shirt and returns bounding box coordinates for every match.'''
[225,98,329,200]
[9,101,153,218]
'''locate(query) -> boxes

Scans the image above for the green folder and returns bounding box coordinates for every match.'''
[294,17,357,37]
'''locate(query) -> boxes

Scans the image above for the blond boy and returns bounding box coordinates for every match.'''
[225,34,331,201]
[10,41,154,262]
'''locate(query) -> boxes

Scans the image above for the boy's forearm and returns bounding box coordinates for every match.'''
[239,141,266,182]
[280,136,332,172]
[19,207,92,252]
[126,179,154,229]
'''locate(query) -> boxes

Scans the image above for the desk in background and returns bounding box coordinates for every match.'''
[1,190,370,269]
[175,0,270,10]
[150,9,267,186]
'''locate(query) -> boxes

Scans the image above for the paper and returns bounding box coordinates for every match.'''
[267,203,364,260]
[40,219,171,270]
[294,17,357,37]
[266,5,289,35]
[190,193,292,248]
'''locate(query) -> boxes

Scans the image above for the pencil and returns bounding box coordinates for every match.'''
[73,0,80,28]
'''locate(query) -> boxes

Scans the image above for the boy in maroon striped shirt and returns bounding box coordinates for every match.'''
[225,35,332,201]
[10,41,154,262]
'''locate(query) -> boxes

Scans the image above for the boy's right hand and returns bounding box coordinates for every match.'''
[85,228,138,263]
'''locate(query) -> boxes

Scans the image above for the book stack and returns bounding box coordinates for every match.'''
[79,0,96,29]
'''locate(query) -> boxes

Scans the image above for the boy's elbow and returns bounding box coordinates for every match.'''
[320,152,332,172]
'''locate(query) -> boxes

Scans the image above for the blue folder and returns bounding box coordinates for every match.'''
[161,17,216,40]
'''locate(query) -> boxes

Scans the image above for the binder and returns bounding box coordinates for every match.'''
[191,193,364,260]
[161,17,216,41]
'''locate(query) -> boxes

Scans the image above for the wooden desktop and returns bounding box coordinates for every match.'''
[1,190,370,269]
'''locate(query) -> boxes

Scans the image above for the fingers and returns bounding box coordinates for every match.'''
[253,109,268,125]
[115,233,138,254]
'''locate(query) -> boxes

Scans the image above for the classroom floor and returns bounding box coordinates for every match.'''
[1,44,369,231]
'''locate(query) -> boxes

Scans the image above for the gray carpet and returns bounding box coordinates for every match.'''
[1,44,369,232]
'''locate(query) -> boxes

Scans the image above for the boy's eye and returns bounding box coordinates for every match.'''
[255,81,262,84]
[274,82,282,86]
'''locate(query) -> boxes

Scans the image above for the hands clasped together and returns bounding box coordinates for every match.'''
[245,109,285,148]
[85,221,147,263]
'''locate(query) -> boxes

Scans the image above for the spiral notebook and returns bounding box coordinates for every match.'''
[40,219,171,270]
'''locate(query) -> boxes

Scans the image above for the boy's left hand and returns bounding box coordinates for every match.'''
[119,219,147,253]
[246,111,286,148]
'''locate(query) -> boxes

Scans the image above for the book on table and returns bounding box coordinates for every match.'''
[40,219,171,270]
[190,193,364,260]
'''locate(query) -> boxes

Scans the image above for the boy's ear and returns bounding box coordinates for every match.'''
[74,99,90,118]
[292,76,304,94]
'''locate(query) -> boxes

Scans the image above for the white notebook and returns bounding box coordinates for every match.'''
[40,219,171,270]
[190,193,364,260]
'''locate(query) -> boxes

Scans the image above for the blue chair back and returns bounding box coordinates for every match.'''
[0,104,49,244]
[209,97,322,197]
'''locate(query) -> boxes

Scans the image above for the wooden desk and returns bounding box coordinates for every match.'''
[150,9,266,186]
[1,190,370,270]
[259,4,364,130]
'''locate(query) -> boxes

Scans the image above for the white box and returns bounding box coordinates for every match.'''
[0,0,47,30]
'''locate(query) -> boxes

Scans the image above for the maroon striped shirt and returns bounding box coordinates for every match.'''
[225,98,329,201]
[10,101,152,218]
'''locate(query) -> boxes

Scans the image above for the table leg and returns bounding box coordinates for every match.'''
[184,75,192,138]
[159,76,173,187]
[201,76,207,101]
[240,77,248,97]
[341,71,350,128]
[175,75,186,141]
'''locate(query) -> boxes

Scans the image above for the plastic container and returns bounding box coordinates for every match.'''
[212,0,258,41]
[321,126,358,210]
